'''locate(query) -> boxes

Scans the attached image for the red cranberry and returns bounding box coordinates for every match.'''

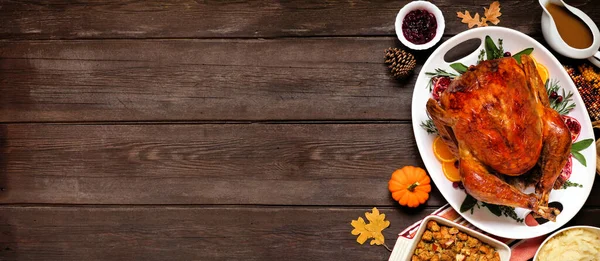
[550,91,558,99]
[556,96,563,103]
[402,9,437,45]
[452,182,464,189]
[503,52,511,57]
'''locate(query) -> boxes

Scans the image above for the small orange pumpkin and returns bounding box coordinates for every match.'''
[388,166,431,207]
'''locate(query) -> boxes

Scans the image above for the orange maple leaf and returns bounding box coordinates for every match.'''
[484,1,502,25]
[457,11,486,28]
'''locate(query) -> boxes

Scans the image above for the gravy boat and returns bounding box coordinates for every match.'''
[539,0,600,63]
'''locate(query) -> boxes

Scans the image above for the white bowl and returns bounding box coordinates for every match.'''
[533,225,600,261]
[388,215,511,261]
[395,1,445,50]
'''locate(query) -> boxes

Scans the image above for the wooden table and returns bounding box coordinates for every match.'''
[0,1,599,260]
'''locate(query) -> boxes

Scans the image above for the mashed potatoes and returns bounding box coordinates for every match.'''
[536,228,600,261]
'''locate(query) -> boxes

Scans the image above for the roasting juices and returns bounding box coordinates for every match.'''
[546,3,593,49]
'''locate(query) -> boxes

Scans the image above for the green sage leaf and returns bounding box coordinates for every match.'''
[460,194,478,213]
[571,138,594,152]
[450,63,468,74]
[512,48,534,64]
[485,36,501,60]
[571,151,587,167]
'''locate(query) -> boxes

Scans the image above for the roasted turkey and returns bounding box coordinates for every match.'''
[426,55,571,221]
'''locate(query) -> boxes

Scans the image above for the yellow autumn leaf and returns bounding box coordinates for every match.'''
[370,231,385,246]
[364,207,390,245]
[350,217,371,244]
[351,207,390,246]
[484,1,502,25]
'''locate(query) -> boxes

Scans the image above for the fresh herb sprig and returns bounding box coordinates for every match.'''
[425,69,458,91]
[571,138,594,166]
[460,194,523,222]
[562,180,583,189]
[477,49,486,64]
[485,36,504,60]
[545,79,575,115]
[420,118,438,135]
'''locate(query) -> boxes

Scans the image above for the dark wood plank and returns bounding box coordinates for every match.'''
[0,38,416,122]
[0,206,598,261]
[0,206,426,261]
[0,123,446,206]
[0,0,598,39]
[2,123,598,207]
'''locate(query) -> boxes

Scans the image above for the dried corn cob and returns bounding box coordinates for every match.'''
[565,64,600,121]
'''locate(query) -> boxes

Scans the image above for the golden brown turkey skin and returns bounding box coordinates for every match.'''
[442,58,543,176]
[426,55,571,221]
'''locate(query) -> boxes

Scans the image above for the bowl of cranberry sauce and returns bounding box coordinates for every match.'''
[395,1,445,50]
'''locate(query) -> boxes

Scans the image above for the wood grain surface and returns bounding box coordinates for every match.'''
[1,0,599,260]
[0,123,444,205]
[0,38,414,122]
[0,123,598,206]
[0,206,599,261]
[0,0,596,39]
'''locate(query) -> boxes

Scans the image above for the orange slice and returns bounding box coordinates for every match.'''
[442,161,461,182]
[433,136,457,162]
[530,56,549,84]
[536,62,549,84]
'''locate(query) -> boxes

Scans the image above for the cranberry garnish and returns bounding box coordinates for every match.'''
[402,9,437,45]
[556,96,563,103]
[503,52,511,57]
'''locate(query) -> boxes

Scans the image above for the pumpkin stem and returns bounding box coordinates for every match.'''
[407,182,420,192]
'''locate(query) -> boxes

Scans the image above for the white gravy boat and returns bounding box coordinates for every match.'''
[539,0,600,64]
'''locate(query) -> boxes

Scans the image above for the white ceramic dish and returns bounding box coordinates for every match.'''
[395,1,445,50]
[411,27,597,239]
[539,0,600,59]
[533,225,600,261]
[388,215,511,261]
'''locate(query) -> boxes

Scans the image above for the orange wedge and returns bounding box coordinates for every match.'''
[433,136,457,162]
[530,56,549,84]
[536,62,549,84]
[442,161,461,182]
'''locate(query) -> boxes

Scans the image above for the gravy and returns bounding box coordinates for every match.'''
[546,3,593,49]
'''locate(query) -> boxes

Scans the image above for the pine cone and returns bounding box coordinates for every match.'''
[384,47,416,80]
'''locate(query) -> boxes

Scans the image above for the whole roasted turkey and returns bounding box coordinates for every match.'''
[427,55,571,221]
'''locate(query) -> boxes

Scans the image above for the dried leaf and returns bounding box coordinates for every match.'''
[364,207,390,245]
[350,207,390,246]
[351,217,370,244]
[479,17,489,27]
[457,11,485,28]
[458,1,501,28]
[484,1,502,25]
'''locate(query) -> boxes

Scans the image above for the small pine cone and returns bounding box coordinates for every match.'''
[384,47,416,80]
